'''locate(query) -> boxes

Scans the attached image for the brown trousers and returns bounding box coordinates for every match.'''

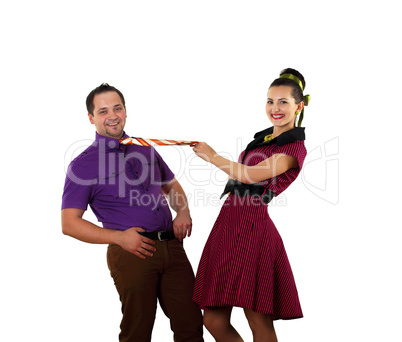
[107,239,204,342]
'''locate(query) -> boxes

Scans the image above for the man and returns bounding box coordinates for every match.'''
[61,83,204,342]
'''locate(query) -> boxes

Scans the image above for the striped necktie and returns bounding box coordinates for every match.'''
[120,137,198,147]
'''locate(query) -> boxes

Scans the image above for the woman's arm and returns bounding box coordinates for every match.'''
[193,142,298,184]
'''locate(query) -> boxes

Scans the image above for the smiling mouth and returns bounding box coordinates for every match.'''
[106,122,119,127]
[271,114,285,120]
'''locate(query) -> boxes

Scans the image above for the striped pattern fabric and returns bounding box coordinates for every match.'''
[245,140,307,197]
[193,140,306,319]
[120,137,198,147]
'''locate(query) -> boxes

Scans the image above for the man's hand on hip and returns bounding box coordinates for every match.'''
[118,227,156,259]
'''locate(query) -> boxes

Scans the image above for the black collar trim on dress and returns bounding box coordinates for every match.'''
[241,127,305,163]
[253,126,305,146]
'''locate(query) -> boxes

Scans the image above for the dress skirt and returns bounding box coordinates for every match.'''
[193,194,303,320]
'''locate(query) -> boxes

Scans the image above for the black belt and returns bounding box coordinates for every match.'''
[220,179,275,204]
[139,230,176,241]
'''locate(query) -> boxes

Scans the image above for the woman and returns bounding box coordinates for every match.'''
[192,68,309,342]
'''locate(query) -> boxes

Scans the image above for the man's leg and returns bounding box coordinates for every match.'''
[107,244,160,342]
[158,239,204,342]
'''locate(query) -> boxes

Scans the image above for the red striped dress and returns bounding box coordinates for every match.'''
[193,127,307,320]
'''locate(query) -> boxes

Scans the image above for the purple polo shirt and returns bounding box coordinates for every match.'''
[62,132,175,232]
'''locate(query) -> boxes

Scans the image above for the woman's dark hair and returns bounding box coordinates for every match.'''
[269,68,306,104]
[86,83,126,116]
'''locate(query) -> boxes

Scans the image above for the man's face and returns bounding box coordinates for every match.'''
[88,91,127,139]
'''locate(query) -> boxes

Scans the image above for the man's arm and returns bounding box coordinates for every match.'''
[161,178,192,241]
[61,208,156,259]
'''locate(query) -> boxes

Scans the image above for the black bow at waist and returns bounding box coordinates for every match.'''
[220,179,275,204]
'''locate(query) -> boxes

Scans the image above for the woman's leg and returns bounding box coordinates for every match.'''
[203,307,243,342]
[244,308,277,342]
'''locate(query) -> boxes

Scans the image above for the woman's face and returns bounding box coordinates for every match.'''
[266,85,303,130]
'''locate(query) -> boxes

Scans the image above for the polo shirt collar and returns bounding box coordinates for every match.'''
[95,131,129,151]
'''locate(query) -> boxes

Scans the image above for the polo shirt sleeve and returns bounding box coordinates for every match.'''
[61,161,95,210]
[275,141,307,169]
[153,148,175,184]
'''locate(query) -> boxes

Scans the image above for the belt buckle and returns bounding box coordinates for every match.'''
[157,231,166,241]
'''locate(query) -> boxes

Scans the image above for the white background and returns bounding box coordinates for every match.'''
[1,1,401,341]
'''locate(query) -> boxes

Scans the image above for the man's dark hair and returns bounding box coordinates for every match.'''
[86,83,126,116]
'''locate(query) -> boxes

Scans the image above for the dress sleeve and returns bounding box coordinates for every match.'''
[275,141,307,169]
